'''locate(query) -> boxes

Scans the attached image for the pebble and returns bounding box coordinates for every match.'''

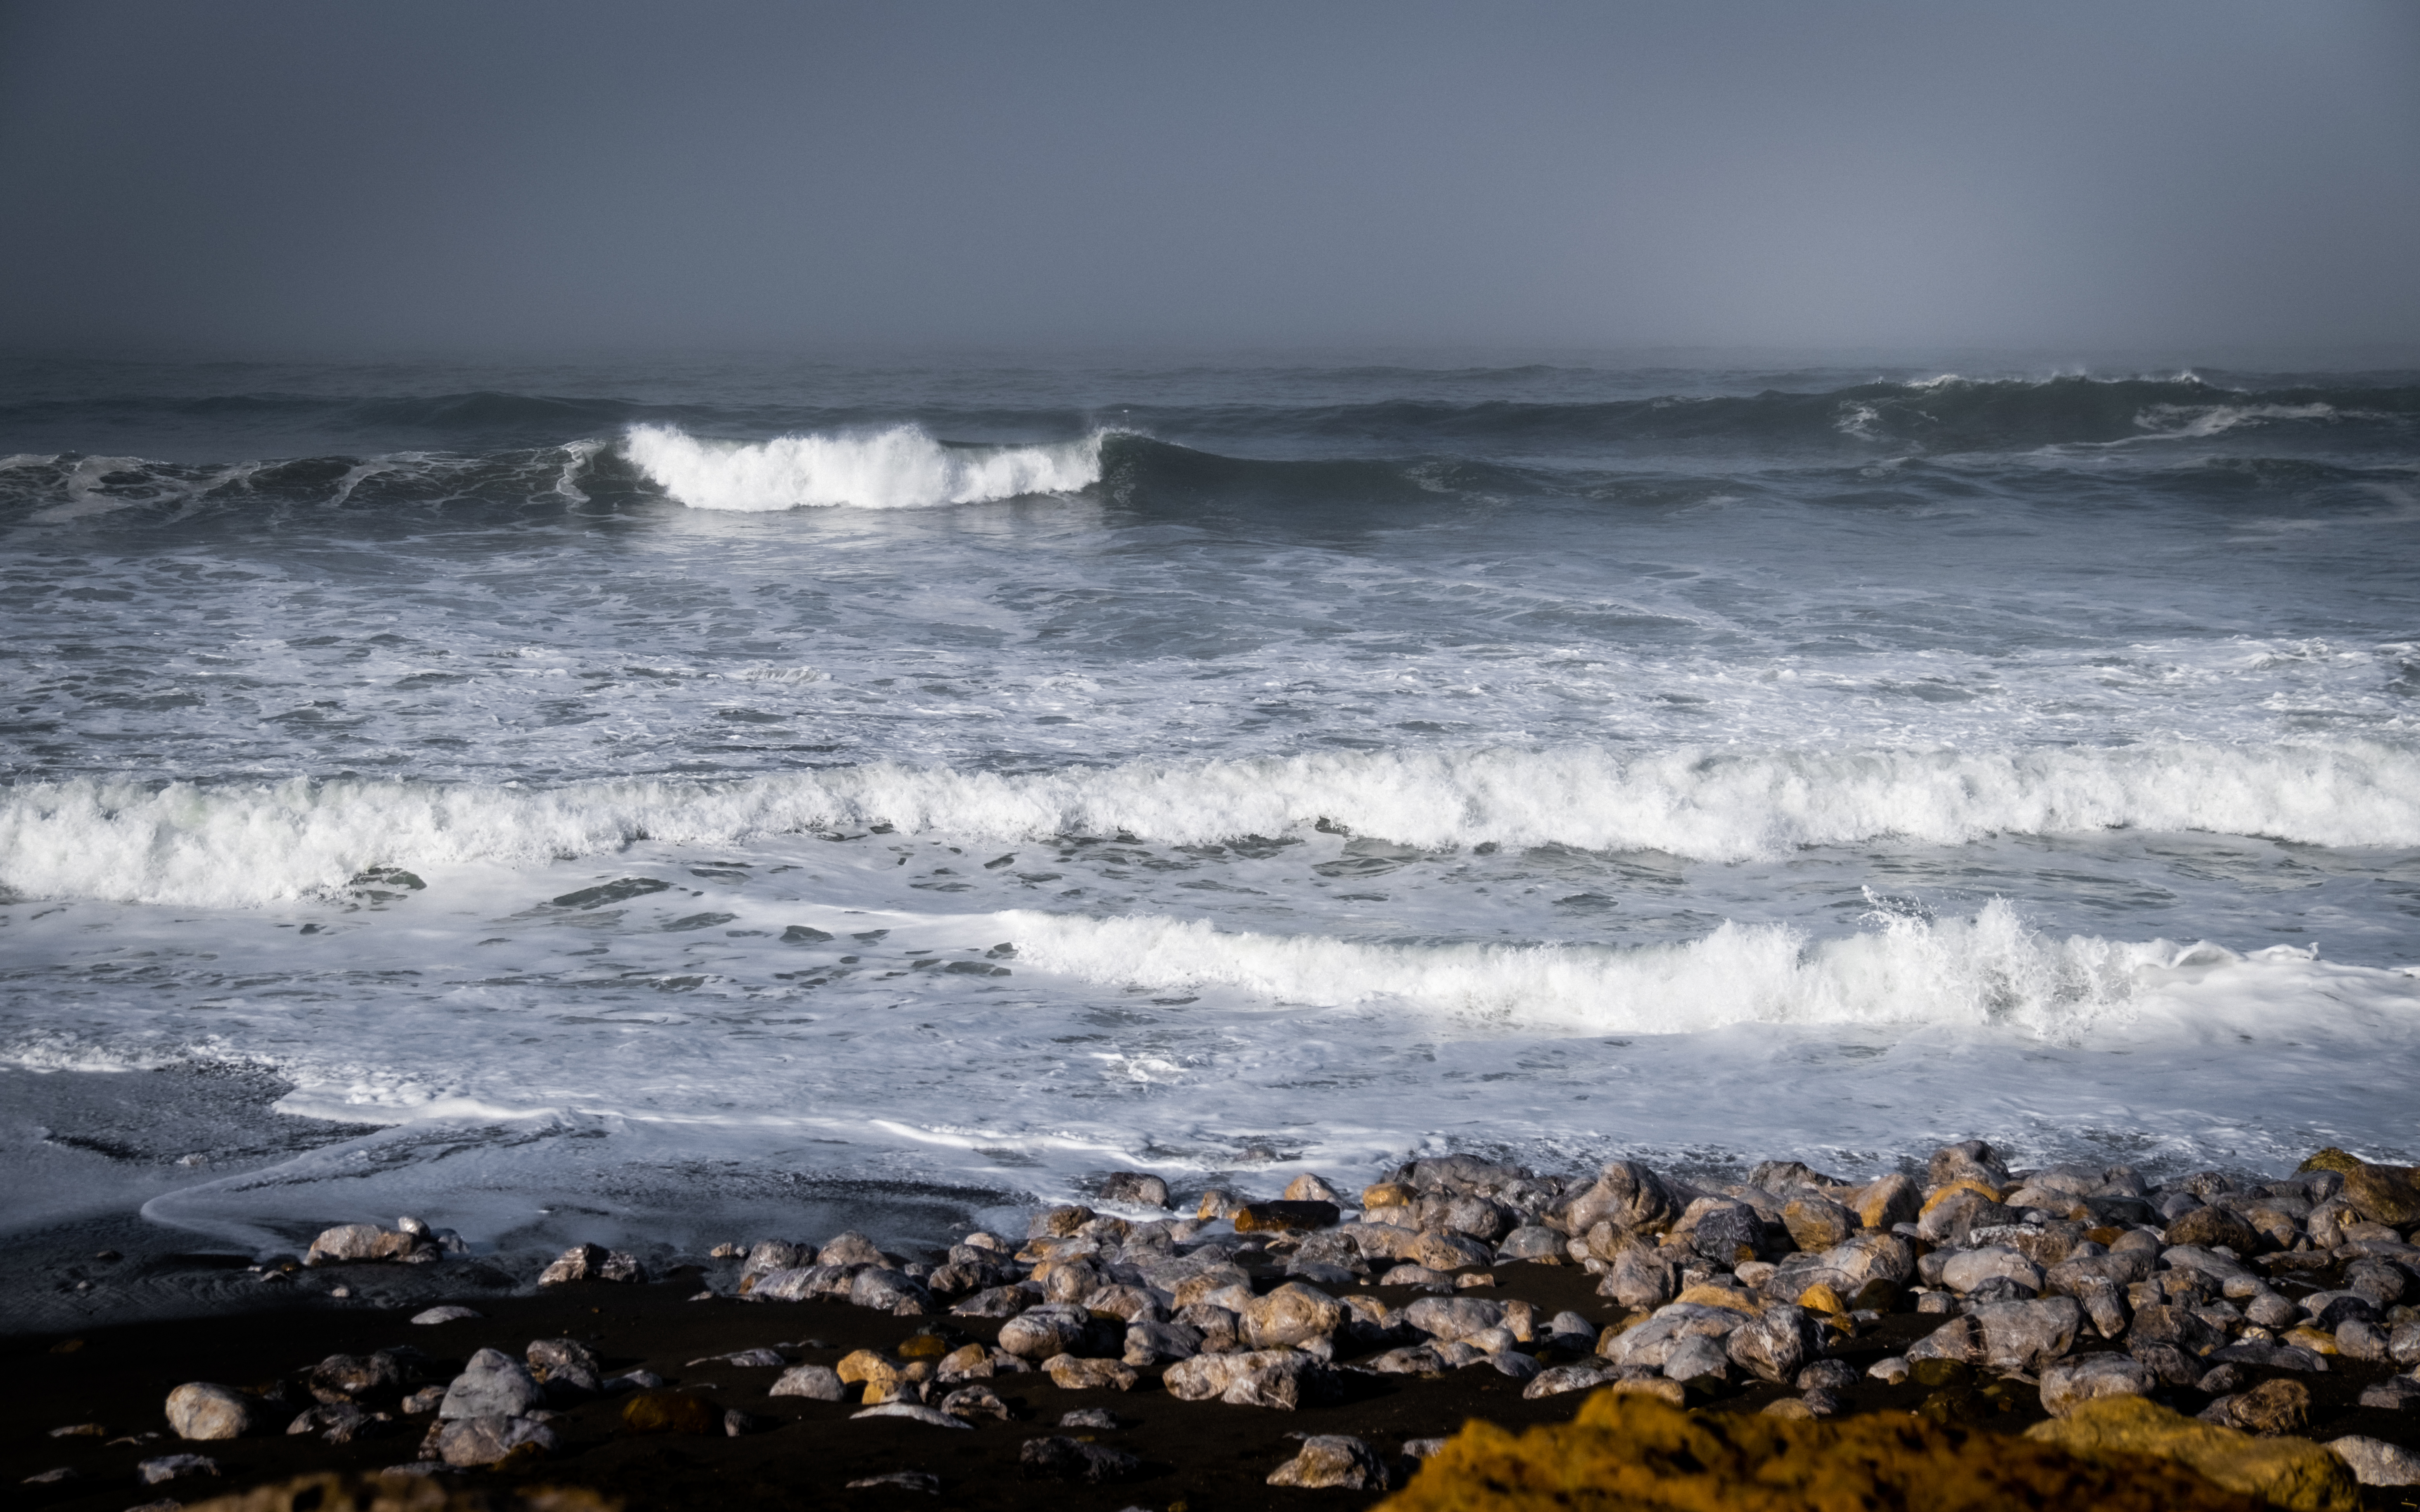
[164,1382,254,1441]
[2330,1435,2420,1486]
[409,1305,482,1325]
[1266,1434,1393,1490]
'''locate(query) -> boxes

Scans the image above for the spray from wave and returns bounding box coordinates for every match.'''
[622,423,1105,511]
[4,740,2415,907]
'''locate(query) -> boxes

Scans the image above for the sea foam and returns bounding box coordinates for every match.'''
[623,423,1103,510]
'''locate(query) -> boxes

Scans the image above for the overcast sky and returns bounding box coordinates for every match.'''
[2,0,2415,357]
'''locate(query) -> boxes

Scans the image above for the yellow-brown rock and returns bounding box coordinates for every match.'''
[1851,1173,1922,1231]
[185,1472,618,1512]
[2298,1148,2420,1225]
[1378,1390,2267,1512]
[1362,1181,1417,1212]
[1920,1177,2005,1213]
[2025,1394,2358,1510]
[1795,1282,1848,1317]
[617,1391,717,1436]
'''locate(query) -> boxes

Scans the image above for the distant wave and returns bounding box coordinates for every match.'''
[623,423,1106,511]
[4,739,2413,906]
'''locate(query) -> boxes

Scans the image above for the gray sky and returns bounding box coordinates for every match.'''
[2,0,2415,356]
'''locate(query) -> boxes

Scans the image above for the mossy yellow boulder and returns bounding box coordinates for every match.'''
[2026,1394,2358,1511]
[1379,1390,2267,1512]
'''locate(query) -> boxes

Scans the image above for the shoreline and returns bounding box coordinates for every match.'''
[8,1142,2420,1509]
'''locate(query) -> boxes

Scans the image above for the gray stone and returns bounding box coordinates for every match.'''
[1124,1318,1203,1367]
[939,1384,1011,1421]
[844,1471,940,1493]
[1725,1305,1819,1385]
[1497,1225,1566,1263]
[1402,1294,1506,1343]
[432,1415,555,1467]
[1267,1434,1393,1490]
[1941,1246,2045,1295]
[2130,1303,2226,1358]
[2359,1378,2420,1410]
[1905,1315,1976,1365]
[410,1305,482,1325]
[1099,1172,1172,1208]
[2206,1341,2330,1372]
[849,1266,932,1314]
[164,1383,254,1441]
[951,1284,1034,1319]
[2040,1353,2155,1415]
[2329,1436,2420,1487]
[1549,1160,1680,1236]
[1019,1435,1143,1482]
[818,1230,887,1267]
[439,1351,544,1420]
[138,1453,220,1485]
[1596,1236,1681,1310]
[287,1404,376,1443]
[306,1223,420,1266]
[1971,1296,2083,1373]
[1796,1359,1859,1392]
[1523,1363,1615,1398]
[527,1338,602,1394]
[1161,1349,1337,1409]
[998,1302,1097,1359]
[769,1364,844,1400]
[1486,1350,1543,1381]
[2337,1318,2390,1362]
[1664,1333,1729,1383]
[1243,1282,1343,1349]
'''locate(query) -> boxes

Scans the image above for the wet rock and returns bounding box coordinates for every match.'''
[1283,1172,1345,1205]
[1905,1315,1976,1365]
[1972,1296,2084,1373]
[286,1404,381,1443]
[2226,1377,2313,1436]
[1409,1231,1495,1270]
[938,1384,1010,1421]
[2328,1436,2420,1487]
[1124,1318,1203,1366]
[1267,1434,1393,1490]
[2040,1353,2156,1415]
[308,1352,407,1405]
[1549,1160,1682,1237]
[1020,1435,1143,1482]
[1688,1203,1768,1265]
[439,1349,544,1419]
[305,1224,422,1266]
[1371,1346,1445,1376]
[2131,1341,2205,1387]
[1781,1195,1855,1253]
[2335,1318,2389,1361]
[951,1284,1034,1319]
[1850,1173,1923,1231]
[740,1239,811,1283]
[1495,1225,1566,1263]
[845,1470,940,1493]
[1234,1200,1340,1233]
[536,1243,644,1285]
[2166,1205,2263,1254]
[2205,1341,2330,1373]
[400,1386,445,1415]
[432,1414,556,1466]
[1161,1348,1337,1409]
[849,1267,932,1314]
[1929,1140,2012,1188]
[1242,1282,1343,1349]
[1664,1334,1729,1384]
[526,1338,602,1395]
[2132,1303,2227,1358]
[1867,1356,1911,1384]
[1725,1305,1821,1384]
[2301,1147,2420,1226]
[998,1303,1103,1359]
[852,1402,973,1429]
[1402,1295,1505,1343]
[1597,1238,1681,1310]
[2390,1320,2420,1367]
[165,1383,254,1441]
[1941,1246,2045,1295]
[1524,1363,1616,1397]
[769,1364,845,1400]
[1059,1407,1120,1430]
[814,1230,887,1267]
[1042,1354,1137,1391]
[1098,1172,1172,1208]
[138,1453,220,1485]
[409,1305,482,1325]
[1026,1205,1096,1240]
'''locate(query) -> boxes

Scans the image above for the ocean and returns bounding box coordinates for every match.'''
[3,354,2416,1310]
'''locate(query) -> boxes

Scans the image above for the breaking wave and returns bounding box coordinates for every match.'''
[4,739,2413,907]
[622,423,1105,510]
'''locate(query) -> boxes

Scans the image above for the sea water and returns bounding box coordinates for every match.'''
[2,354,2415,1286]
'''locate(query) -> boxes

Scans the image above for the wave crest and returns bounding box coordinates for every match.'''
[2,740,2413,907]
[623,423,1104,510]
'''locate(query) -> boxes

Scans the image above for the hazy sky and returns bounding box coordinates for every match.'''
[2,0,2415,356]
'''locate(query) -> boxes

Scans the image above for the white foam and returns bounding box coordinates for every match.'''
[623,423,1104,510]
[1009,898,2158,1037]
[5,739,2413,907]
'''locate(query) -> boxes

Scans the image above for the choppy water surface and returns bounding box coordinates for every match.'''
[3,354,2417,1271]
